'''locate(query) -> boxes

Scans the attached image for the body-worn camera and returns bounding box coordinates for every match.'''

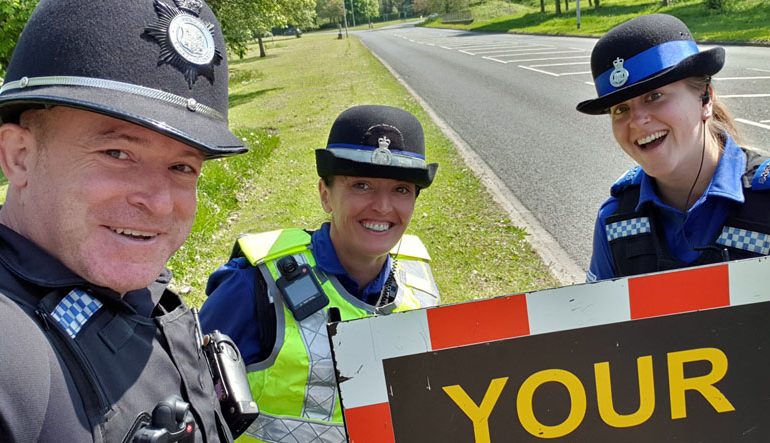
[192,309,259,438]
[203,331,260,437]
[129,395,195,443]
[275,256,329,321]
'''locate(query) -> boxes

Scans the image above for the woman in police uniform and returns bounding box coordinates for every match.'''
[577,14,770,281]
[200,104,440,442]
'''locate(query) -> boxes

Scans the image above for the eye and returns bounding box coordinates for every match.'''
[352,181,371,191]
[104,149,129,160]
[170,163,199,175]
[395,185,414,195]
[611,104,629,116]
[645,91,663,102]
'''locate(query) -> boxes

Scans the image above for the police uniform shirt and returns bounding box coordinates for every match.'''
[199,222,393,366]
[0,223,156,440]
[588,135,746,282]
[0,223,225,442]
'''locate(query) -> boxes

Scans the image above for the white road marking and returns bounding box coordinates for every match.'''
[736,118,770,130]
[528,61,590,67]
[721,94,770,98]
[714,76,770,81]
[518,65,560,76]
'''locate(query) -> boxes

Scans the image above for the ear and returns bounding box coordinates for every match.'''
[318,178,332,213]
[0,123,35,188]
[702,85,714,121]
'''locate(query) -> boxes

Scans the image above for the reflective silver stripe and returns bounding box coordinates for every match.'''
[298,308,337,421]
[327,146,426,168]
[0,75,226,122]
[245,412,346,443]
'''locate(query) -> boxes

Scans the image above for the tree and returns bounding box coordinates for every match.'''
[540,0,545,13]
[317,0,345,24]
[0,0,38,77]
[554,0,561,14]
[209,0,315,58]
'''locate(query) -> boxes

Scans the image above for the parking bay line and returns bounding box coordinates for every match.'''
[736,118,770,130]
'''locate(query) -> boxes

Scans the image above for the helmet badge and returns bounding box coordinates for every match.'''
[372,136,393,165]
[145,0,223,89]
[609,57,630,88]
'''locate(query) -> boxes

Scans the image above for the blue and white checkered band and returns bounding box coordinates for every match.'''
[51,289,103,339]
[606,217,651,242]
[716,226,770,255]
[595,40,700,97]
[326,143,427,168]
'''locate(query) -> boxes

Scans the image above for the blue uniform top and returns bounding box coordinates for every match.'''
[587,135,747,282]
[199,222,393,365]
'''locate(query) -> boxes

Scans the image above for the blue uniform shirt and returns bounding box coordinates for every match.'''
[588,136,747,282]
[199,223,393,365]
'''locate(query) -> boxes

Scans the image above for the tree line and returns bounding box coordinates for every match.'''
[0,0,738,76]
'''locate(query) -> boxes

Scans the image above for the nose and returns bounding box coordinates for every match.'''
[629,104,651,128]
[127,172,174,216]
[372,190,393,213]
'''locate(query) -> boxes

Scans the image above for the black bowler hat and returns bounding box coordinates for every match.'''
[0,0,245,158]
[576,14,724,115]
[316,105,438,189]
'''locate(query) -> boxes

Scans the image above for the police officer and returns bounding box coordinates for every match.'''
[0,0,248,441]
[577,14,770,281]
[200,105,441,442]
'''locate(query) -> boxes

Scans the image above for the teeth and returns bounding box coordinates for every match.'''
[636,131,667,146]
[362,221,391,232]
[112,227,157,238]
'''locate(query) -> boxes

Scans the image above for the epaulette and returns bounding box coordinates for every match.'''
[610,165,643,197]
[234,228,311,265]
[391,234,431,261]
[750,158,770,191]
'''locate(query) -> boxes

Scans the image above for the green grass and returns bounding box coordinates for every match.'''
[425,0,770,43]
[170,33,559,307]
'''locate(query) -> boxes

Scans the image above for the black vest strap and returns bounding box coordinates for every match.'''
[607,149,770,277]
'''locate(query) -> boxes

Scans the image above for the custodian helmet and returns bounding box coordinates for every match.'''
[0,0,245,158]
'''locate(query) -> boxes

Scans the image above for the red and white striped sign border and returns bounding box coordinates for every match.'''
[330,256,770,443]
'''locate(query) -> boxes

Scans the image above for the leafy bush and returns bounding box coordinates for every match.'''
[0,0,38,77]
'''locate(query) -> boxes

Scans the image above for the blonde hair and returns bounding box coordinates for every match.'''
[685,76,742,146]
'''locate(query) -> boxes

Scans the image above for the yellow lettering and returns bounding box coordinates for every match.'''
[668,347,735,419]
[595,356,655,427]
[442,377,509,443]
[517,369,586,439]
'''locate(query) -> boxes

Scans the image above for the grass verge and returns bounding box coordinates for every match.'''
[171,34,559,307]
[424,0,770,43]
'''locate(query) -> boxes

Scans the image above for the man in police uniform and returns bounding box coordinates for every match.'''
[0,0,247,441]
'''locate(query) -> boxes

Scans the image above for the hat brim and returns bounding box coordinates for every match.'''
[0,85,246,159]
[316,149,437,189]
[576,47,725,115]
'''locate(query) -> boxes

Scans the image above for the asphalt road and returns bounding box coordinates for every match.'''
[356,24,770,276]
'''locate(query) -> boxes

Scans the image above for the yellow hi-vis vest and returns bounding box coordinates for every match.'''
[235,228,440,443]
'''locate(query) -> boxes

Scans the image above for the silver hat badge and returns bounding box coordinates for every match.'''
[372,136,393,165]
[609,57,630,88]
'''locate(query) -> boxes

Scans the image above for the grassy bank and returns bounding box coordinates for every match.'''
[169,34,559,307]
[425,0,770,43]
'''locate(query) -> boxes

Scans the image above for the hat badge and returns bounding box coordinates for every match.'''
[145,0,223,89]
[609,57,630,88]
[372,136,393,165]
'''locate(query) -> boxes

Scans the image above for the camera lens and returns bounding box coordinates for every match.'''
[277,256,298,276]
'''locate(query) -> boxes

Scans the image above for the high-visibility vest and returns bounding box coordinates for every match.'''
[235,228,440,443]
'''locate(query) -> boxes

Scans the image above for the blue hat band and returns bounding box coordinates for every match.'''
[326,143,426,168]
[595,40,700,97]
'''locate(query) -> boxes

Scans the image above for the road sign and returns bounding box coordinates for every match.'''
[329,256,770,442]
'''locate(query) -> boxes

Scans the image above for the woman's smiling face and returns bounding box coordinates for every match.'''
[610,79,710,184]
[319,175,416,263]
